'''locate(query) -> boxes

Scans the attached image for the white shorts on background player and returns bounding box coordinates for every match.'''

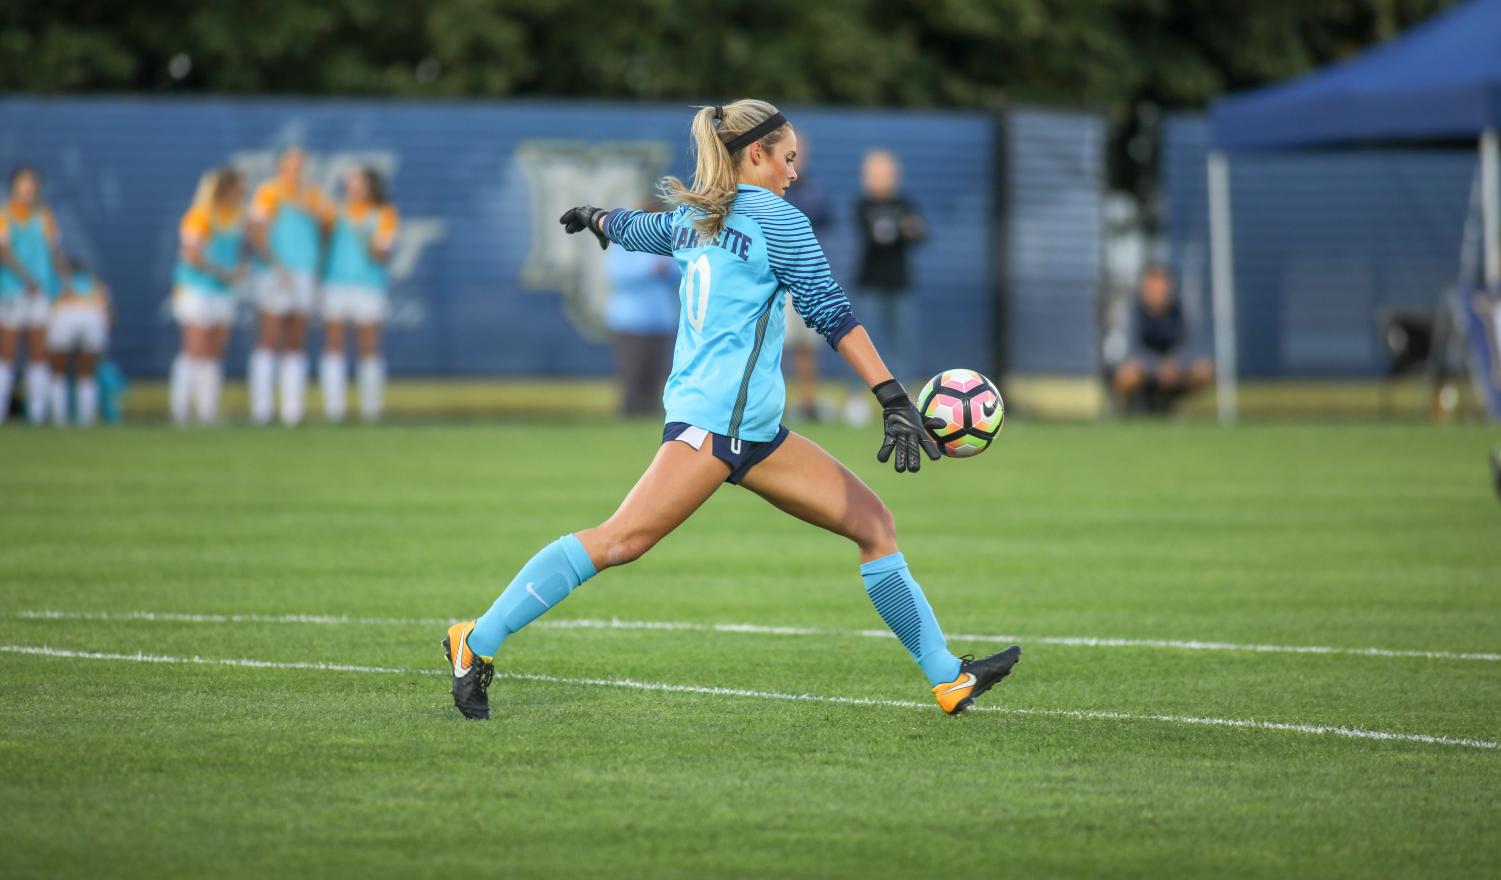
[783,297,822,350]
[46,305,107,352]
[321,283,386,324]
[0,292,51,329]
[172,287,237,327]
[254,270,317,316]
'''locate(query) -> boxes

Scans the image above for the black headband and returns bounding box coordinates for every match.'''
[725,112,788,152]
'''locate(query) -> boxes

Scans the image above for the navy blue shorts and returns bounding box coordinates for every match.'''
[661,422,790,484]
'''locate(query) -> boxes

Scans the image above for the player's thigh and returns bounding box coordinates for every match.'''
[356,322,381,357]
[738,430,895,559]
[25,323,46,359]
[283,313,307,348]
[579,437,730,570]
[323,319,346,351]
[204,324,230,358]
[256,311,283,347]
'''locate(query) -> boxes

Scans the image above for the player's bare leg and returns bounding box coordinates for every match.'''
[24,324,49,424]
[741,431,1020,713]
[0,326,16,424]
[446,437,729,718]
[576,437,730,571]
[739,430,896,562]
[47,348,70,425]
[792,347,819,419]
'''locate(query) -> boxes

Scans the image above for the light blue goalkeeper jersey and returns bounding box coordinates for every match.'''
[603,185,859,441]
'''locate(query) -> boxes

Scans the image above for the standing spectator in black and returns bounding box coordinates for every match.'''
[1111,265,1213,413]
[855,149,924,383]
[782,136,833,420]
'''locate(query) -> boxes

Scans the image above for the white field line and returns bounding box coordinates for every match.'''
[1,643,1496,752]
[13,609,1501,663]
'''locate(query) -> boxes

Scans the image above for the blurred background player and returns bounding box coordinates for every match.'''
[320,165,398,423]
[170,168,247,426]
[45,257,111,426]
[1110,265,1213,414]
[249,147,330,427]
[0,166,70,425]
[854,149,924,385]
[603,194,678,417]
[781,135,833,421]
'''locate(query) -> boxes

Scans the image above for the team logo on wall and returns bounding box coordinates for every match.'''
[518,141,669,341]
[223,148,446,330]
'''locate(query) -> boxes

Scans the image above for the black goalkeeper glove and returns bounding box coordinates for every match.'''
[873,379,943,474]
[559,205,611,250]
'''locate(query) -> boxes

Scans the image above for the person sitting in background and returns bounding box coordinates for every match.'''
[1111,265,1213,413]
[603,204,678,417]
[45,257,111,426]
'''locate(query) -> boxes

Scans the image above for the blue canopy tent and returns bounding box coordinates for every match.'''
[1207,0,1501,421]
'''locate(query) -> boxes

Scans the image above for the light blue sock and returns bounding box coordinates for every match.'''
[468,534,597,657]
[860,552,962,686]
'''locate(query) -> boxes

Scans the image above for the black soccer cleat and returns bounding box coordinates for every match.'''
[932,645,1022,715]
[443,620,495,720]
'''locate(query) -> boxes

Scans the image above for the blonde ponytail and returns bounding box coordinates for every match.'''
[190,168,221,215]
[660,98,789,241]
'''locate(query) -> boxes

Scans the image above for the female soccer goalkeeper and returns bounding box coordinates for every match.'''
[444,100,1019,719]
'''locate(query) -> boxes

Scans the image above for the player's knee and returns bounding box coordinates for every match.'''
[855,502,898,557]
[602,529,658,568]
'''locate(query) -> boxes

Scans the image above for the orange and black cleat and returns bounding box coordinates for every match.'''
[442,620,495,720]
[933,645,1022,715]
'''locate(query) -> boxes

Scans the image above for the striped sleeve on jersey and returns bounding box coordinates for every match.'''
[737,190,858,348]
[603,208,675,256]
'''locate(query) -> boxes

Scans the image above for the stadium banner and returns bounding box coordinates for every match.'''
[0,97,1019,379]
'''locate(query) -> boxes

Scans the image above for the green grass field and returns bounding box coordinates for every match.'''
[2,421,1499,878]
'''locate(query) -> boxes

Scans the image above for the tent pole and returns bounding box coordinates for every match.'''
[1482,129,1500,288]
[1207,150,1238,425]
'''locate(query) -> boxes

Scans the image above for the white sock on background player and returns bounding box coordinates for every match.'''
[193,360,222,424]
[25,362,50,424]
[50,377,68,425]
[0,362,13,425]
[358,356,384,423]
[249,348,275,425]
[76,376,98,427]
[170,354,192,425]
[278,351,307,426]
[320,352,347,422]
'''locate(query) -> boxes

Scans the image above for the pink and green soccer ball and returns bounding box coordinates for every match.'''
[918,368,1004,458]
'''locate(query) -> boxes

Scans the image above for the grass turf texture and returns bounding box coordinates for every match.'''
[1,422,1498,878]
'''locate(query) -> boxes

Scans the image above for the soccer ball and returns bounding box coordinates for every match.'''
[917,369,1004,458]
